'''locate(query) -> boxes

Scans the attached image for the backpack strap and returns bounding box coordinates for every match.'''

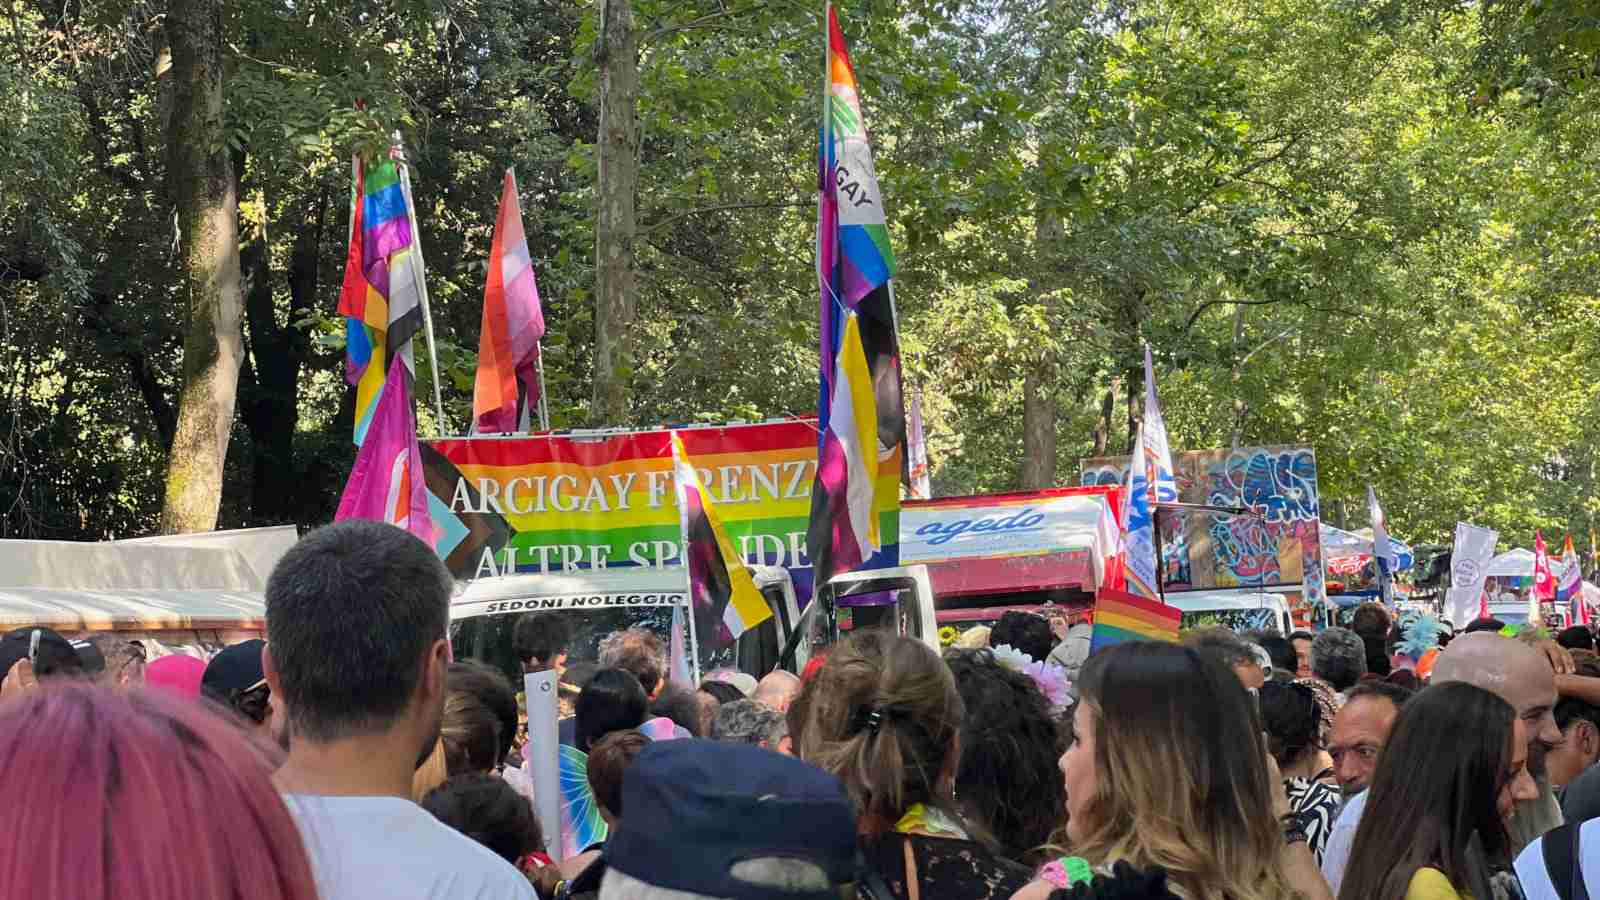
[1546,823,1579,900]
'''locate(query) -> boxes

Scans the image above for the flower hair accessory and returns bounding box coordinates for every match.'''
[991,644,1071,713]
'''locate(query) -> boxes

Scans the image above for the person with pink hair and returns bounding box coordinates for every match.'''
[0,683,318,900]
[144,653,208,699]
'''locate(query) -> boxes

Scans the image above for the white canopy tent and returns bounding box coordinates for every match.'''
[1320,523,1414,571]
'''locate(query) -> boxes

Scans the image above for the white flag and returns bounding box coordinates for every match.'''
[907,392,931,500]
[1367,485,1396,575]
[1121,345,1179,600]
[1445,522,1499,628]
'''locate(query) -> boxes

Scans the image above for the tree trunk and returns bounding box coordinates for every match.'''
[1019,208,1064,488]
[239,191,322,524]
[1091,383,1116,456]
[1020,371,1057,489]
[159,0,242,533]
[1126,362,1140,454]
[591,0,638,425]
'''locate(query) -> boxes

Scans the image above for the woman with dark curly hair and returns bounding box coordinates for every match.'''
[1259,680,1340,864]
[944,648,1067,866]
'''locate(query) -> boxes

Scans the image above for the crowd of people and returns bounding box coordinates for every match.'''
[7,519,1600,899]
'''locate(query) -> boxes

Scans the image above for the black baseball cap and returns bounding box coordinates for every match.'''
[0,627,83,688]
[71,639,106,675]
[603,740,859,900]
[201,639,267,702]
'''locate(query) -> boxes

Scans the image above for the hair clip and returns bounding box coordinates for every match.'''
[851,706,885,736]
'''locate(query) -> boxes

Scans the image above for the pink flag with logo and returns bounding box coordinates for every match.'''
[335,362,436,545]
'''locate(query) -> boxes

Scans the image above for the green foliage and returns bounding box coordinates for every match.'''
[0,0,1595,552]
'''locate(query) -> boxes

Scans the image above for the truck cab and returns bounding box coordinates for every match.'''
[899,488,1123,646]
[447,565,801,683]
[1162,588,1296,635]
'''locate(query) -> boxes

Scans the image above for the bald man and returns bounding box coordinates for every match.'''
[752,670,802,713]
[1321,633,1563,894]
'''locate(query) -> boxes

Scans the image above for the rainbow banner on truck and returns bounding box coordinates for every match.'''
[421,419,900,581]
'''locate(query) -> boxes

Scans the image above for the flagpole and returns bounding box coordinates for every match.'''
[535,340,551,432]
[671,430,703,684]
[392,132,449,437]
[347,154,360,245]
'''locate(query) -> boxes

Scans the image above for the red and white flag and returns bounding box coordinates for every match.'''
[1534,530,1556,602]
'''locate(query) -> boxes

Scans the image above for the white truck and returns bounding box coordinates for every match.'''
[448,564,804,681]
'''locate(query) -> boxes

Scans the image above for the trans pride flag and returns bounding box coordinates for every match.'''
[472,169,547,434]
[673,433,773,647]
[339,153,424,445]
[809,3,905,585]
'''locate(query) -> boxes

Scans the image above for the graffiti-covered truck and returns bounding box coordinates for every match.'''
[1082,445,1327,630]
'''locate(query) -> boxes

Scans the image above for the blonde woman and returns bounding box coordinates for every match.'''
[1014,641,1331,900]
[800,630,1032,899]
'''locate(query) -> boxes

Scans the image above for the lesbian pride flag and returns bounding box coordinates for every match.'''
[810,3,904,585]
[673,433,773,647]
[472,169,546,434]
[338,153,424,445]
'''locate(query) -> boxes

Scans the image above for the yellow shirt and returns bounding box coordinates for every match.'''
[1406,867,1469,900]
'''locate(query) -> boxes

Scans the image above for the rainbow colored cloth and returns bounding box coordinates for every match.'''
[338,154,424,445]
[1090,589,1182,654]
[810,4,904,585]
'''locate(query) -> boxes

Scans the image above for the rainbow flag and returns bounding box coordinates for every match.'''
[819,3,892,306]
[1089,588,1182,654]
[810,3,905,585]
[557,744,605,860]
[472,169,546,434]
[673,433,773,647]
[338,152,424,445]
[335,361,435,544]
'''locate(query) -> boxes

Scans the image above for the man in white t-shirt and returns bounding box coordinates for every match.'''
[263,521,535,900]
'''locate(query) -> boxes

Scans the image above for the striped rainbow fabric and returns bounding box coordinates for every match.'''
[819,3,893,308]
[558,743,606,860]
[810,3,903,585]
[338,153,424,445]
[1089,588,1182,655]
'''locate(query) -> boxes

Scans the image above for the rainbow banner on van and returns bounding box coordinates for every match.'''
[422,419,900,581]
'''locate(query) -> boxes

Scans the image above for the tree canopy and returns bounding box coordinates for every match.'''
[1,0,1595,553]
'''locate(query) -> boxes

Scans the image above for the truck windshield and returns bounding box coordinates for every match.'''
[451,607,676,687]
[451,603,785,688]
[1179,608,1277,633]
